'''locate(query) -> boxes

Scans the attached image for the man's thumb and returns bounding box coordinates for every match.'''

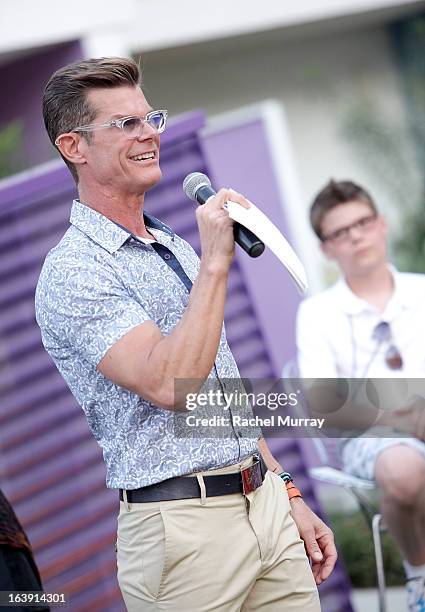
[306,538,323,561]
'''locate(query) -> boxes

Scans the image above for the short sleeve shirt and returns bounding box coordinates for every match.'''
[296,269,425,378]
[35,200,258,489]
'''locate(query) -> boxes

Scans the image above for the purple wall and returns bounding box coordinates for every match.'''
[0,41,83,173]
[201,116,300,375]
[202,117,354,611]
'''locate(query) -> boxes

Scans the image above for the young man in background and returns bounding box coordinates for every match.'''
[297,179,425,611]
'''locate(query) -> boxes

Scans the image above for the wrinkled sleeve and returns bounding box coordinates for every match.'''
[36,254,151,367]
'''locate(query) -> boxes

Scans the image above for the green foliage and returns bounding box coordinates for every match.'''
[339,14,425,274]
[391,16,425,273]
[341,102,418,212]
[0,121,23,180]
[396,206,425,273]
[343,100,425,273]
[328,510,404,587]
[341,99,425,273]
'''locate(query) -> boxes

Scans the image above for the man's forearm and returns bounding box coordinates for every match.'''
[257,436,283,473]
[149,261,229,405]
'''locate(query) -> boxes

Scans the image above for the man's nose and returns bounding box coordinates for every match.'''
[347,225,363,241]
[137,121,158,140]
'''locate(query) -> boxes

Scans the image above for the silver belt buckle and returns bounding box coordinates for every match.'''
[241,456,263,495]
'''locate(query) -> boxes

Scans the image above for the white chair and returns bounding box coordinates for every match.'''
[309,445,387,612]
[282,361,388,612]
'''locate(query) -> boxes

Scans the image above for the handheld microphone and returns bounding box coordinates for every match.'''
[183,172,265,258]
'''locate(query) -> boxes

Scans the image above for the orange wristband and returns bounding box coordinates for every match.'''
[286,482,302,499]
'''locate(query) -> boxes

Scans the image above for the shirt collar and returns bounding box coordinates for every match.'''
[335,266,412,316]
[69,199,174,254]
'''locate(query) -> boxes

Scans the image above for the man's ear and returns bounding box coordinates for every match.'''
[55,133,87,168]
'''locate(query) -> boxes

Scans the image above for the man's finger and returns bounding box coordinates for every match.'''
[304,532,324,562]
[320,553,338,581]
[318,535,338,580]
[227,188,251,209]
[210,188,232,208]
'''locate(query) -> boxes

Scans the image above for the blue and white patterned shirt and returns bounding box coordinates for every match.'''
[35,200,258,489]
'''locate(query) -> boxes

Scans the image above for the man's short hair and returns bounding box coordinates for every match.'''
[310,179,378,239]
[42,57,140,182]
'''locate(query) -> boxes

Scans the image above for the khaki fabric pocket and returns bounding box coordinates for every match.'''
[140,508,167,600]
[116,502,168,602]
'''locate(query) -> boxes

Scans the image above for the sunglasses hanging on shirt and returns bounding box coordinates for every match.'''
[372,321,403,370]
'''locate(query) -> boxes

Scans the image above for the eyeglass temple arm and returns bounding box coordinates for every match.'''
[73,122,114,133]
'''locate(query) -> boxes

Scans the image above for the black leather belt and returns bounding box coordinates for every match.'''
[119,455,267,503]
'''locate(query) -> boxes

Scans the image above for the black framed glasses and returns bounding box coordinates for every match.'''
[321,213,378,243]
[372,321,403,370]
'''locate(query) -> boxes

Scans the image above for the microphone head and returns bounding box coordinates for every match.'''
[183,172,211,201]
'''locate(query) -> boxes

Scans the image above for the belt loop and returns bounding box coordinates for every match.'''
[196,474,207,505]
[122,489,131,512]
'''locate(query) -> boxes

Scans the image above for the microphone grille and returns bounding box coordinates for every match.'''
[183,172,211,201]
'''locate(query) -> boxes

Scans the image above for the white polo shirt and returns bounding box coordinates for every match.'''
[296,269,425,379]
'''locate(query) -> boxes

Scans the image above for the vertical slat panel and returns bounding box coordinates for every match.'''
[201,111,354,612]
[0,113,207,611]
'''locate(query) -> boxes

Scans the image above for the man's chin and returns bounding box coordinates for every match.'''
[348,257,387,277]
[135,167,162,193]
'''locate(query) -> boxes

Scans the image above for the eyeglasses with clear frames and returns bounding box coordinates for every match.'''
[55,110,168,145]
[321,213,378,244]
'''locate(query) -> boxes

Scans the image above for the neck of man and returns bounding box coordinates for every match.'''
[78,184,155,240]
[345,262,394,313]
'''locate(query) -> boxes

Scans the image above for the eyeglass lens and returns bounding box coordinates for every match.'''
[385,345,403,370]
[122,112,166,137]
[324,214,376,242]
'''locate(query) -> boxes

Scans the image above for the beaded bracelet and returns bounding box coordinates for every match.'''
[278,471,302,499]
[277,471,293,484]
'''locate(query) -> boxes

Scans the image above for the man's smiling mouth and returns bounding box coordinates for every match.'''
[129,152,156,162]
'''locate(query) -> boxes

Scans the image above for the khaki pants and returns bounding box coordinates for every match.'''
[116,458,320,611]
